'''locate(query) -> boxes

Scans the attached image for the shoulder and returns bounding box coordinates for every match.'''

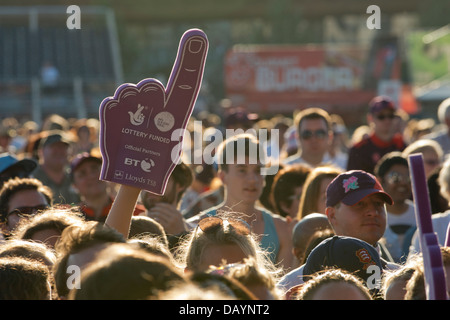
[276,265,305,290]
[260,208,287,226]
[351,136,372,149]
[432,209,450,221]
[283,154,302,165]
[260,209,293,240]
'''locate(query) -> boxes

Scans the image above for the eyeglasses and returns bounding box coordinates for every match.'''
[375,114,395,121]
[197,216,251,236]
[6,204,48,219]
[386,172,410,184]
[300,129,328,140]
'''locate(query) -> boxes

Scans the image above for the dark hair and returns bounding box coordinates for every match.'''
[171,161,194,190]
[270,164,311,217]
[171,161,194,202]
[294,108,332,133]
[10,207,85,243]
[0,177,53,222]
[53,221,126,297]
[0,256,51,300]
[374,151,408,179]
[129,215,168,247]
[68,243,187,300]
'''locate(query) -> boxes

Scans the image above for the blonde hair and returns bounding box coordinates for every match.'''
[296,268,372,300]
[175,211,279,277]
[297,165,343,219]
[438,157,450,203]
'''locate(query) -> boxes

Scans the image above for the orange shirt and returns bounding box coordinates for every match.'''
[79,197,145,222]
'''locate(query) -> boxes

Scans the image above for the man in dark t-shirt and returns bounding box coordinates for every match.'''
[347,96,407,174]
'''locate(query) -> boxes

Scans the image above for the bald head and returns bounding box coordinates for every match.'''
[292,213,332,263]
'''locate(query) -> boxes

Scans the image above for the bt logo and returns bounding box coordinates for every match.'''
[124,157,155,172]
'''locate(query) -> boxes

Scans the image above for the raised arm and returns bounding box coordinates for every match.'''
[105,185,141,238]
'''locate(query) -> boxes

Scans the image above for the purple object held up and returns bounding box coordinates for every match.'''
[408,153,448,300]
[445,223,450,247]
[99,29,208,195]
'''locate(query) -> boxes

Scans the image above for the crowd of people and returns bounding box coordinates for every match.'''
[0,95,449,301]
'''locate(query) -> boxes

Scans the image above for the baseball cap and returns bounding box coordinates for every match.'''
[326,170,393,207]
[0,153,37,184]
[39,130,72,149]
[224,109,258,128]
[303,235,384,283]
[70,152,102,174]
[369,96,396,114]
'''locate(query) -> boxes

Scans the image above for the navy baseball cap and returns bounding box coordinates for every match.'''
[369,96,396,114]
[303,235,384,283]
[0,153,37,184]
[326,170,393,207]
[70,152,102,174]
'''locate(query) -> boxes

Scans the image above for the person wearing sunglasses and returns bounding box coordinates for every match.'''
[283,107,345,170]
[374,152,416,263]
[0,177,53,239]
[269,164,311,220]
[347,96,407,174]
[187,133,295,272]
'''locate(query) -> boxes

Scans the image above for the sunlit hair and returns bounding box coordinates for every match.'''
[404,247,450,300]
[0,256,51,300]
[296,268,372,300]
[297,165,343,219]
[10,207,85,244]
[52,221,126,297]
[381,254,420,300]
[294,107,332,133]
[175,210,279,277]
[225,256,283,300]
[438,157,450,203]
[67,243,187,300]
[0,239,57,267]
[402,139,443,161]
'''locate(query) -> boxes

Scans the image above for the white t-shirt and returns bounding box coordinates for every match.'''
[383,200,417,262]
[386,200,416,228]
[409,210,450,255]
[276,264,305,296]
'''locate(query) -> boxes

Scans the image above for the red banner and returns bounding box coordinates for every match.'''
[224,45,375,121]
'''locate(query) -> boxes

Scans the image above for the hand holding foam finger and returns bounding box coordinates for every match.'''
[99,29,208,195]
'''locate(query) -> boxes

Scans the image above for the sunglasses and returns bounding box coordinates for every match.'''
[386,172,410,184]
[300,129,328,140]
[197,216,251,236]
[375,114,395,121]
[7,204,48,219]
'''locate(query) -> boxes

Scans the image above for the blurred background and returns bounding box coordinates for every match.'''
[0,0,449,129]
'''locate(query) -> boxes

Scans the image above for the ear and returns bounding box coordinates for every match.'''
[325,206,336,225]
[218,169,226,184]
